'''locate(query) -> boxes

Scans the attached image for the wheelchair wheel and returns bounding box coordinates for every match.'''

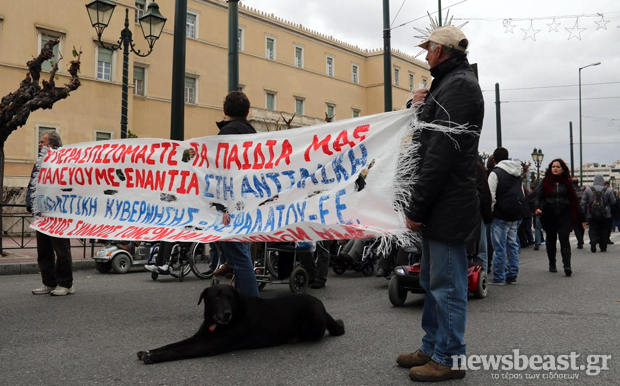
[190,243,212,279]
[473,270,488,299]
[266,251,279,278]
[170,244,192,281]
[151,272,158,281]
[333,264,347,275]
[361,262,375,276]
[388,276,407,307]
[289,267,309,293]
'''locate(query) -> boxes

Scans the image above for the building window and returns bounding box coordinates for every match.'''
[294,45,304,68]
[352,64,359,84]
[97,47,113,81]
[95,131,112,141]
[352,109,361,118]
[409,72,415,91]
[326,56,334,77]
[394,68,400,87]
[185,76,197,104]
[326,104,335,119]
[266,92,276,110]
[238,26,245,51]
[422,77,428,88]
[295,98,304,116]
[38,31,62,72]
[133,66,146,96]
[135,0,146,23]
[266,37,276,60]
[186,13,197,39]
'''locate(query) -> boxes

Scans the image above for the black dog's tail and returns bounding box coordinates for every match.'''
[326,314,345,336]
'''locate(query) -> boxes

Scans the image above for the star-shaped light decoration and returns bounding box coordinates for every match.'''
[521,20,541,41]
[595,14,610,30]
[566,18,587,40]
[503,18,516,34]
[547,18,561,32]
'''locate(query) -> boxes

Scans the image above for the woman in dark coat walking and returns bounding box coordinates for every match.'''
[534,159,579,276]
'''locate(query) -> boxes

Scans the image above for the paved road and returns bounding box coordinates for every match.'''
[1,233,618,386]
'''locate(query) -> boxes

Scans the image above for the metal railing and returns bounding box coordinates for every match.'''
[1,204,97,259]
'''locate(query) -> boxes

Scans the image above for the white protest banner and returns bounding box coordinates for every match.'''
[30,109,417,244]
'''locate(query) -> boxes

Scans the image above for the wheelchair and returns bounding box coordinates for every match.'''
[254,242,312,293]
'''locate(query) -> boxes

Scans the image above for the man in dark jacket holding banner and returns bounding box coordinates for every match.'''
[397,26,483,382]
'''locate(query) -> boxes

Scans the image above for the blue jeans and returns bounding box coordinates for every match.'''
[209,244,226,271]
[534,216,544,246]
[612,218,620,232]
[217,241,259,297]
[474,221,488,272]
[523,216,535,244]
[491,219,520,282]
[418,238,468,367]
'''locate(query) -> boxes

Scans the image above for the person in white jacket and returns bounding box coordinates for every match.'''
[487,147,526,285]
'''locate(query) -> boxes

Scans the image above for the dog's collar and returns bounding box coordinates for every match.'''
[209,323,217,332]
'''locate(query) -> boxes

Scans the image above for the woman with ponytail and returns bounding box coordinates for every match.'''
[534,159,579,276]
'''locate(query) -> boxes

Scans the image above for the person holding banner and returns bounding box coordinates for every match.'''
[206,91,260,297]
[28,131,75,296]
[396,26,483,382]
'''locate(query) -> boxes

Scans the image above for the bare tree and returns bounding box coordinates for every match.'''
[325,112,335,122]
[280,112,295,130]
[0,39,82,254]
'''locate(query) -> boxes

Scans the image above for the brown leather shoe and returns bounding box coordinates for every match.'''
[409,360,466,382]
[396,350,432,368]
[213,263,232,276]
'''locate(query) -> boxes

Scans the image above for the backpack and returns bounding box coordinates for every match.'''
[588,187,607,220]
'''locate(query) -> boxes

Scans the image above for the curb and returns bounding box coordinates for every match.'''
[0,260,97,276]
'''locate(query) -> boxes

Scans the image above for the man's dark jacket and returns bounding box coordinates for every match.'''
[406,54,484,241]
[217,118,256,136]
[213,118,256,213]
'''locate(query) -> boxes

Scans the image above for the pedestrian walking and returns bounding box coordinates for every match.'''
[534,159,579,276]
[581,175,616,253]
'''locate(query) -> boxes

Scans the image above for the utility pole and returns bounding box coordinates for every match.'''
[382,0,392,112]
[495,83,502,148]
[170,0,187,141]
[438,0,442,26]
[227,0,239,92]
[569,121,575,177]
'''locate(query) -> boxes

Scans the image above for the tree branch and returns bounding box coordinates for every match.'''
[0,40,81,144]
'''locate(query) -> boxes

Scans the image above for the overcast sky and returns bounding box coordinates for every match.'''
[241,0,620,168]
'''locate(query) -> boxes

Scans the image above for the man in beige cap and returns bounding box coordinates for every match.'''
[398,25,484,382]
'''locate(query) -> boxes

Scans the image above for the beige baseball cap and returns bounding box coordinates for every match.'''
[417,25,468,52]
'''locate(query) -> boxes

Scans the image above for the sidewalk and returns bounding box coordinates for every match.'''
[0,236,97,275]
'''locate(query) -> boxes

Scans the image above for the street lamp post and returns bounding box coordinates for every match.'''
[578,61,601,185]
[86,0,166,139]
[531,148,544,187]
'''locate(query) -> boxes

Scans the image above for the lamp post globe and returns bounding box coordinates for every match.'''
[531,148,544,186]
[86,0,116,36]
[139,2,167,50]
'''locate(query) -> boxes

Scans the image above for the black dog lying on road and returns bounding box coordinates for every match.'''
[137,284,345,364]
